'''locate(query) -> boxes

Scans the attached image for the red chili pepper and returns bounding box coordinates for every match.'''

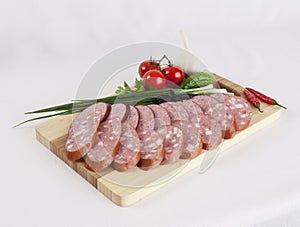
[243,89,263,112]
[246,88,287,110]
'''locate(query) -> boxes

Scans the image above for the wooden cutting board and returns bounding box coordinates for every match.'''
[35,74,282,206]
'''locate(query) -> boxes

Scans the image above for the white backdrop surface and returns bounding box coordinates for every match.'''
[1,0,300,226]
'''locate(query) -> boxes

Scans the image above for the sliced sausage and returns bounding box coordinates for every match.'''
[99,120,122,152]
[84,138,115,172]
[124,106,139,129]
[203,102,236,139]
[97,102,111,122]
[172,121,202,159]
[84,120,122,172]
[160,102,189,122]
[160,102,180,122]
[108,103,128,122]
[148,104,171,129]
[198,115,223,150]
[84,139,115,172]
[172,102,190,122]
[209,93,232,103]
[136,105,155,138]
[192,95,218,113]
[225,96,253,131]
[220,105,236,139]
[112,123,141,172]
[138,129,164,170]
[65,102,110,161]
[157,125,184,164]
[180,99,203,123]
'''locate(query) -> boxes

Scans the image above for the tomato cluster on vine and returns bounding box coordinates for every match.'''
[138,56,185,90]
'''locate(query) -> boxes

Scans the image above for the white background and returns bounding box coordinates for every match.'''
[1,0,300,226]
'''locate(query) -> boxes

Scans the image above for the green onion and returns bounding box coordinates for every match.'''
[16,88,228,127]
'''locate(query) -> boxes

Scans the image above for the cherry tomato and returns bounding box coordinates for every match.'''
[138,60,159,77]
[142,70,166,90]
[161,66,184,85]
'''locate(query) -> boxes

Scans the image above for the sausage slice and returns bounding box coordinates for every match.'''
[112,123,141,172]
[157,125,184,164]
[123,106,139,129]
[65,102,110,161]
[135,105,155,139]
[180,99,203,123]
[108,103,128,122]
[225,96,252,131]
[138,129,164,170]
[160,102,189,122]
[148,104,171,129]
[84,120,122,172]
[192,95,218,113]
[172,120,202,159]
[198,115,223,150]
[204,102,236,139]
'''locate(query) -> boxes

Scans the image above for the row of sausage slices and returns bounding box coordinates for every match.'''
[65,94,253,172]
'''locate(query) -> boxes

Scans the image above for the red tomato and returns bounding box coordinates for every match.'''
[161,66,184,85]
[138,60,159,77]
[142,70,166,90]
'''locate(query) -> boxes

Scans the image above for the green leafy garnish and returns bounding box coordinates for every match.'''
[115,79,144,94]
[115,81,134,95]
[134,79,144,92]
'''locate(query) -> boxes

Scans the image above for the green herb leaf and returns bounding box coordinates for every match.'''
[180,72,214,89]
[115,81,133,95]
[115,79,144,94]
[123,81,132,91]
[135,79,144,92]
[115,81,134,95]
[115,86,125,95]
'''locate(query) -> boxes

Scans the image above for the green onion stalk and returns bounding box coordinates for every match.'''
[16,88,227,127]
